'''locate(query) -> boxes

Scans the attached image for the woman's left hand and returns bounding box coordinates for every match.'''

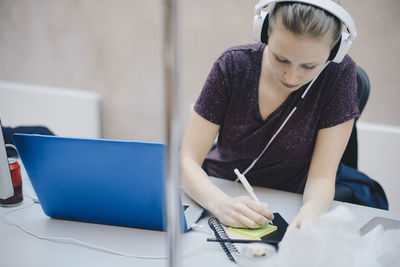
[282,206,320,241]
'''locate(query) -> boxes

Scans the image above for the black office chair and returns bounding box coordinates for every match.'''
[334,66,370,202]
[340,66,370,170]
[2,126,55,157]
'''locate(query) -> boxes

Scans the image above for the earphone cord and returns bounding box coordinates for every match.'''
[235,61,331,181]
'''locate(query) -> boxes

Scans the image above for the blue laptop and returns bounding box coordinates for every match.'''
[12,134,204,231]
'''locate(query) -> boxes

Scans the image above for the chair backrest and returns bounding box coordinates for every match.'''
[335,66,371,203]
[355,66,370,114]
[340,66,370,169]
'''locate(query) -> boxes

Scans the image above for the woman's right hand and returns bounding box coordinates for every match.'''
[211,196,274,228]
[180,112,274,228]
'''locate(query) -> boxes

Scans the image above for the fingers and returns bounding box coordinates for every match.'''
[236,213,261,228]
[243,197,274,222]
[228,197,273,228]
[219,202,256,228]
[236,205,267,227]
[214,196,274,228]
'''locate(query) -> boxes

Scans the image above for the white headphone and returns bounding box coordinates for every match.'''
[253,0,357,63]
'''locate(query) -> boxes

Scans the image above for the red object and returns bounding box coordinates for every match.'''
[0,159,23,206]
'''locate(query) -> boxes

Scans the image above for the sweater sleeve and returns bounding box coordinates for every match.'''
[193,53,232,125]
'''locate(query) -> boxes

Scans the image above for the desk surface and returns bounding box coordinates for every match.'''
[1,177,400,267]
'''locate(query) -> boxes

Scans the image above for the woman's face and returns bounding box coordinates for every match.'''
[266,24,333,93]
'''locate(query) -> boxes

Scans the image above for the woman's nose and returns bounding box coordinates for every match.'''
[283,66,299,85]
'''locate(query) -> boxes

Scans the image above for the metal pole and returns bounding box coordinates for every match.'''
[163,0,181,266]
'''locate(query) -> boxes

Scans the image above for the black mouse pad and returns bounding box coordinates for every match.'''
[261,212,288,243]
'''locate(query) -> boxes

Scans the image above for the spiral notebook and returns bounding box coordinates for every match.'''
[208,213,288,262]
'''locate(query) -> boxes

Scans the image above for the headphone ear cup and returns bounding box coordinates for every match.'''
[261,13,270,43]
[329,32,351,63]
[328,35,341,61]
[253,12,269,43]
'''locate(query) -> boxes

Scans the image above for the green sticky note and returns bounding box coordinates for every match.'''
[227,224,278,239]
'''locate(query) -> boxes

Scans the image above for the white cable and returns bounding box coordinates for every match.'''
[5,143,17,152]
[22,182,40,203]
[235,61,331,182]
[22,192,39,203]
[0,201,209,260]
[191,223,215,236]
[1,201,35,218]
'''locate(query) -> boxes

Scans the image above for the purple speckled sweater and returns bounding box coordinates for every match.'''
[194,43,360,194]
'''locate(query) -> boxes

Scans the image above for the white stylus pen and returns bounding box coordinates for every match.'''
[234,168,273,225]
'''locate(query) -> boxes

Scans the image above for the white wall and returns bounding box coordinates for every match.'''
[358,121,400,213]
[0,81,101,138]
[0,0,399,141]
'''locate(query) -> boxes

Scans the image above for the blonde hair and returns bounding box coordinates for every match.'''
[268,1,342,48]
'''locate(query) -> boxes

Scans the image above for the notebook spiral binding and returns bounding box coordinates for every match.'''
[208,217,239,262]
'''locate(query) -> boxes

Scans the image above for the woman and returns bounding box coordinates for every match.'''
[180,1,359,232]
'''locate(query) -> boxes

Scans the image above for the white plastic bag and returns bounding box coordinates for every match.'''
[269,205,400,267]
[362,224,400,266]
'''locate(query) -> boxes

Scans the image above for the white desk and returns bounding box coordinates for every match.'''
[1,177,400,267]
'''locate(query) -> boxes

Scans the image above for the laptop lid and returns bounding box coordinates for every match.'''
[13,133,182,231]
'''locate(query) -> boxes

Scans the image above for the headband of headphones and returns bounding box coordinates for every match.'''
[253,0,357,63]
